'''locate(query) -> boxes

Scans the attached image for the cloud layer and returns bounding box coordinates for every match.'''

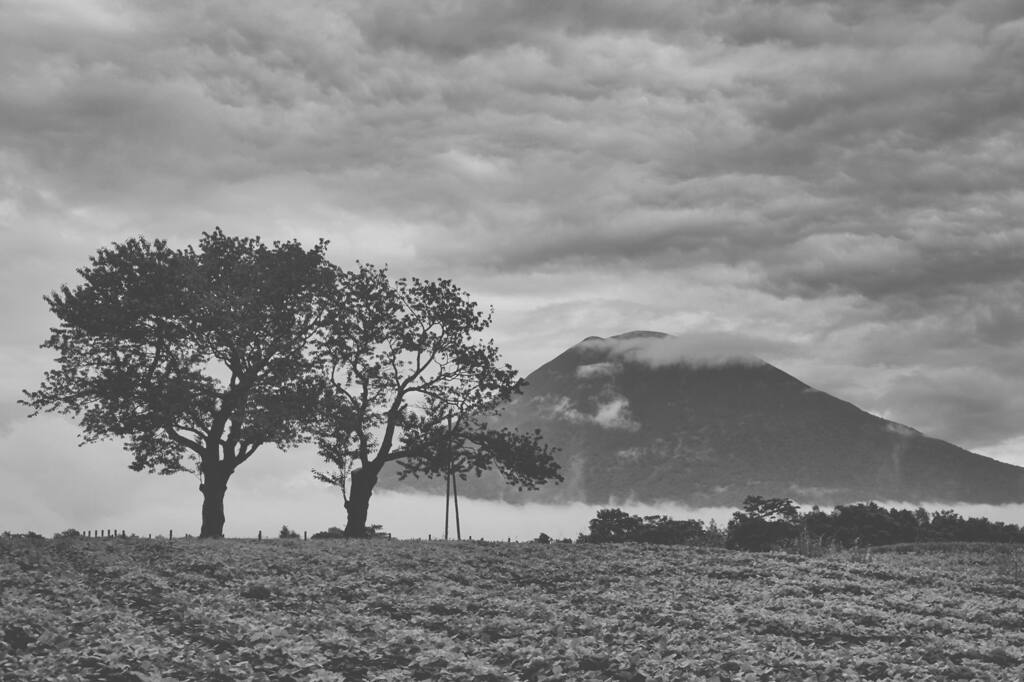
[579,332,772,368]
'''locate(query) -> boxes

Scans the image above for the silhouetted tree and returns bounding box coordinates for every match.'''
[279,525,300,539]
[814,504,922,547]
[397,400,557,539]
[22,230,336,537]
[727,496,800,551]
[585,508,646,543]
[313,264,561,537]
[928,509,966,541]
[580,509,706,545]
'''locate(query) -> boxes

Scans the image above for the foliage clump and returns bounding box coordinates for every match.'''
[578,497,1024,553]
[727,496,1024,553]
[578,508,714,545]
[311,524,389,540]
[310,526,346,540]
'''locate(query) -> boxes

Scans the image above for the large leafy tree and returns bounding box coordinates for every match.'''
[314,264,561,537]
[22,229,337,537]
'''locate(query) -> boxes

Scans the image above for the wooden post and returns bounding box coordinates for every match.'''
[452,473,461,541]
[304,531,307,541]
[169,530,173,540]
[444,470,451,540]
[258,530,262,541]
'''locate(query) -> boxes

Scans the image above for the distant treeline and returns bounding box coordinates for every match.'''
[576,496,1024,552]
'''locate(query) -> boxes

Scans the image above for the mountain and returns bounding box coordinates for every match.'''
[384,331,1024,507]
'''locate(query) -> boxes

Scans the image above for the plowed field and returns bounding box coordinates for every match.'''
[3,537,1023,680]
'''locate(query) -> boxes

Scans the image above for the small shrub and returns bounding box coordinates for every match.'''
[279,525,300,539]
[726,497,800,552]
[582,508,709,545]
[312,526,346,539]
[533,532,552,544]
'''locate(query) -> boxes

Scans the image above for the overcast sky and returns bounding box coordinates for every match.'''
[3,0,1024,538]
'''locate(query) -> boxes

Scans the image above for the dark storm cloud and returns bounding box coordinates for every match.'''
[6,1,1020,279]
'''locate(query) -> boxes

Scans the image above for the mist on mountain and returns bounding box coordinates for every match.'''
[384,331,1024,508]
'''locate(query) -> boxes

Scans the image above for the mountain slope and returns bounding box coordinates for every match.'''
[384,331,1024,507]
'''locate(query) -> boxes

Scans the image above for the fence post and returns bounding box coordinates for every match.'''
[169,530,173,540]
[304,531,307,541]
[258,530,262,541]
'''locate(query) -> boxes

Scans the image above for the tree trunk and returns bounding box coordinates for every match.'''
[345,466,379,537]
[199,463,232,538]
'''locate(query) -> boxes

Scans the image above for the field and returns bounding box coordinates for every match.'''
[2,538,1024,681]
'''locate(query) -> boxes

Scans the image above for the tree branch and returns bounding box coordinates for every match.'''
[163,424,204,455]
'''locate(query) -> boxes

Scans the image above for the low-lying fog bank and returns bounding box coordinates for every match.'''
[6,419,1023,541]
[9,484,1024,542]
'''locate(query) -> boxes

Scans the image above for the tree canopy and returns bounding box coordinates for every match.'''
[22,229,337,537]
[313,263,561,536]
[24,234,560,538]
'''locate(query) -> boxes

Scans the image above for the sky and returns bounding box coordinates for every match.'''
[3,0,1024,539]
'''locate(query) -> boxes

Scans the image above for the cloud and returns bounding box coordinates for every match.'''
[581,331,776,368]
[550,395,640,431]
[575,362,618,379]
[884,422,919,439]
[3,0,1021,296]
